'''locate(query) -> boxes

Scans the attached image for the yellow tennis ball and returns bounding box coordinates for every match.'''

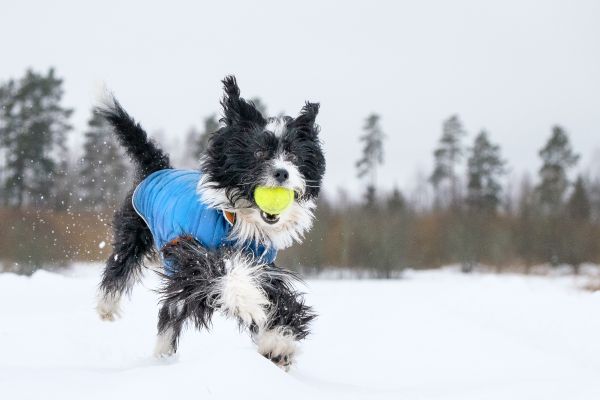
[254,186,294,214]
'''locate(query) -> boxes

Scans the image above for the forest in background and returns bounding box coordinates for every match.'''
[1,68,599,276]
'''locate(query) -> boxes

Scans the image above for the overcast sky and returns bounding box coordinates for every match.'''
[1,0,599,197]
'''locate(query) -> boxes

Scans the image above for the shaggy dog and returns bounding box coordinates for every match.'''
[95,76,325,371]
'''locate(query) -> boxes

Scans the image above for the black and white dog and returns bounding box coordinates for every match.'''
[96,76,325,370]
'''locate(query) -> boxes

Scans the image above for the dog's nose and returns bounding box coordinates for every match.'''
[273,168,289,184]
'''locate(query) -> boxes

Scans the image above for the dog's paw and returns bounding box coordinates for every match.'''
[96,293,122,321]
[154,346,175,359]
[256,328,298,372]
[263,351,294,372]
[153,329,176,358]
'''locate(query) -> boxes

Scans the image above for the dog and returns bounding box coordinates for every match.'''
[95,76,325,371]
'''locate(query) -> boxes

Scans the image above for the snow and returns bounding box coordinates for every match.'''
[1,266,600,400]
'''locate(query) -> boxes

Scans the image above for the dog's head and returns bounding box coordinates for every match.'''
[198,76,326,250]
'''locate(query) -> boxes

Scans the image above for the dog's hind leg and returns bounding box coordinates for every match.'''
[97,193,154,321]
[252,264,316,371]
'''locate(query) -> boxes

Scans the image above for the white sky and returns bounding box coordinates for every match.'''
[1,0,599,198]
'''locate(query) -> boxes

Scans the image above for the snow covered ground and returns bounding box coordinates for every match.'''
[1,265,600,400]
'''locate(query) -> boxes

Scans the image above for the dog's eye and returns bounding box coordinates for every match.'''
[255,150,266,159]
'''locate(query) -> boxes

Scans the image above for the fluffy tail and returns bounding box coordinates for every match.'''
[97,96,171,180]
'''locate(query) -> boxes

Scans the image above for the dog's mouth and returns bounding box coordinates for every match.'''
[260,211,280,224]
[255,190,300,225]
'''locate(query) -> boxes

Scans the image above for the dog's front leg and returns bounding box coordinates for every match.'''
[157,238,270,356]
[212,252,270,327]
[253,264,317,371]
[154,302,184,357]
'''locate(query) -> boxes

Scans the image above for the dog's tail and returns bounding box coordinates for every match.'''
[97,96,171,180]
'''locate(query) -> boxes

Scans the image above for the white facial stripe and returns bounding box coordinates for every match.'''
[265,155,305,194]
[265,117,287,137]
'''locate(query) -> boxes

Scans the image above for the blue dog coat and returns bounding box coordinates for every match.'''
[132,169,276,272]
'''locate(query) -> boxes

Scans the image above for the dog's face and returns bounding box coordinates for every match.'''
[198,76,325,250]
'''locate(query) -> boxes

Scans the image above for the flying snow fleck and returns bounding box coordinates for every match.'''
[99,241,106,249]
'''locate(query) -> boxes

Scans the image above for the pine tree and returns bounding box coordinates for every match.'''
[0,68,73,208]
[356,114,385,206]
[387,186,406,211]
[430,115,466,207]
[564,175,592,273]
[78,109,128,210]
[193,113,219,159]
[0,80,15,206]
[536,126,579,213]
[466,130,506,213]
[567,176,591,220]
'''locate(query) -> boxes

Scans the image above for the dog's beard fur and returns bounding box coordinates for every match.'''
[197,171,316,250]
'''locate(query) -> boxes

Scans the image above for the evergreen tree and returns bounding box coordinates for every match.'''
[387,186,406,211]
[356,113,385,206]
[0,68,73,208]
[466,130,506,213]
[193,113,219,159]
[78,109,128,210]
[589,176,600,223]
[536,126,579,213]
[0,80,15,206]
[430,115,466,207]
[564,175,593,273]
[567,176,591,220]
[52,149,75,211]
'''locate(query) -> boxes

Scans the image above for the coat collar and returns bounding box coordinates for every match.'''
[223,210,236,226]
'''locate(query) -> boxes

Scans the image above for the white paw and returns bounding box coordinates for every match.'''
[154,328,175,358]
[96,293,121,321]
[215,254,269,326]
[256,328,298,372]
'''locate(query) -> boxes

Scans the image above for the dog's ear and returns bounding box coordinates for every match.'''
[220,76,266,127]
[290,102,320,136]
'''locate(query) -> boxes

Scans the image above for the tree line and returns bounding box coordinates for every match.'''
[0,67,599,274]
[281,113,600,276]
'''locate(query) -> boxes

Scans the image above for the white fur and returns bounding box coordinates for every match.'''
[232,199,315,250]
[265,117,287,137]
[197,175,316,250]
[268,155,305,195]
[94,83,113,108]
[255,327,298,371]
[96,292,121,321]
[212,253,269,326]
[154,327,175,358]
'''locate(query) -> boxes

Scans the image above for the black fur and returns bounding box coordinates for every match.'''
[257,264,316,340]
[97,97,171,303]
[96,97,171,180]
[157,238,225,352]
[99,191,155,298]
[221,76,267,128]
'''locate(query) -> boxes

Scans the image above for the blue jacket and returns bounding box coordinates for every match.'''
[132,169,277,272]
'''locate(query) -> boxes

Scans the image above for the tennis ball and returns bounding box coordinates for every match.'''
[254,186,294,215]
